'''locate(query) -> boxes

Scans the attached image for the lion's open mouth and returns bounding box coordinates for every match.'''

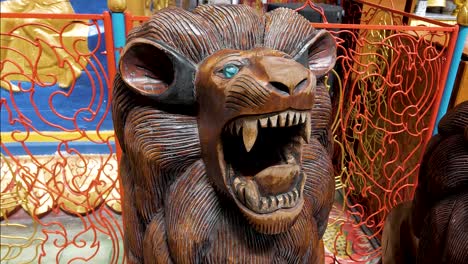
[222,110,311,214]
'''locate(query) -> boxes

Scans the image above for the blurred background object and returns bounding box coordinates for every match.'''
[427,0,446,13]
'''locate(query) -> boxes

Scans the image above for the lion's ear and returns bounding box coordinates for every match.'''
[119,38,197,109]
[294,30,336,77]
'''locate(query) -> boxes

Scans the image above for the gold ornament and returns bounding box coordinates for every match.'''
[107,0,127,12]
[456,0,468,25]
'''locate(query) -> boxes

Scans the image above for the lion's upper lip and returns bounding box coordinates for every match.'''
[223,110,311,152]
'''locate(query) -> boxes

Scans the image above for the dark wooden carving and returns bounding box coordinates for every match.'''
[382,101,468,264]
[112,5,337,263]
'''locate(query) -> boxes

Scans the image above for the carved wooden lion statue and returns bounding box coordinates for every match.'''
[112,5,337,263]
[382,101,468,264]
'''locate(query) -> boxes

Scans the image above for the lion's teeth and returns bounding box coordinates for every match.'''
[301,113,311,143]
[236,184,246,204]
[284,112,290,126]
[229,122,236,134]
[235,121,242,135]
[300,112,307,123]
[269,115,278,127]
[291,188,298,201]
[287,112,295,126]
[228,111,308,139]
[276,195,284,207]
[293,188,299,199]
[259,117,268,128]
[293,112,300,125]
[245,180,260,211]
[242,119,258,152]
[269,196,277,208]
[279,112,287,127]
[260,197,268,210]
[288,192,295,204]
[233,177,241,189]
[283,193,290,206]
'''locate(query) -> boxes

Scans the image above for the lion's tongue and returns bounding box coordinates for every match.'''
[233,164,300,212]
[254,164,300,195]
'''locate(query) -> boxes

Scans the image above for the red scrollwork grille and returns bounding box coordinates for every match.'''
[0,12,125,263]
[308,1,457,262]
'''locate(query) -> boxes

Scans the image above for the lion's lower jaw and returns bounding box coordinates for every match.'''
[239,197,305,235]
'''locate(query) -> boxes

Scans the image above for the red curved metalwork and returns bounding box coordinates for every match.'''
[318,1,456,262]
[1,11,125,263]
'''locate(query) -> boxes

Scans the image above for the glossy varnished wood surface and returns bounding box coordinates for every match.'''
[112,5,337,263]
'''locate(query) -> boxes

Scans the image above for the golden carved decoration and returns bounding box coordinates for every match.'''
[126,0,176,16]
[107,0,127,12]
[0,0,89,91]
[51,154,113,214]
[0,155,20,218]
[17,167,55,217]
[456,0,468,25]
[152,0,176,12]
[0,154,121,218]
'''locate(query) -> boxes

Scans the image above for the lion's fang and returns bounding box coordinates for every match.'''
[242,119,258,152]
[301,114,311,143]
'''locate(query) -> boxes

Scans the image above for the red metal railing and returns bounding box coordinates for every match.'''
[1,11,125,263]
[299,1,457,262]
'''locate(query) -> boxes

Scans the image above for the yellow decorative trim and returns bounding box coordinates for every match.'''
[1,131,115,143]
[427,0,446,7]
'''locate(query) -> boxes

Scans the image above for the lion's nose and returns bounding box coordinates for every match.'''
[260,56,310,95]
[269,78,308,95]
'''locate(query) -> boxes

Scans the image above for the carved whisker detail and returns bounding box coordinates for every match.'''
[233,75,270,103]
[229,90,261,108]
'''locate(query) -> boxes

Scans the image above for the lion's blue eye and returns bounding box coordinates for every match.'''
[222,64,239,78]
